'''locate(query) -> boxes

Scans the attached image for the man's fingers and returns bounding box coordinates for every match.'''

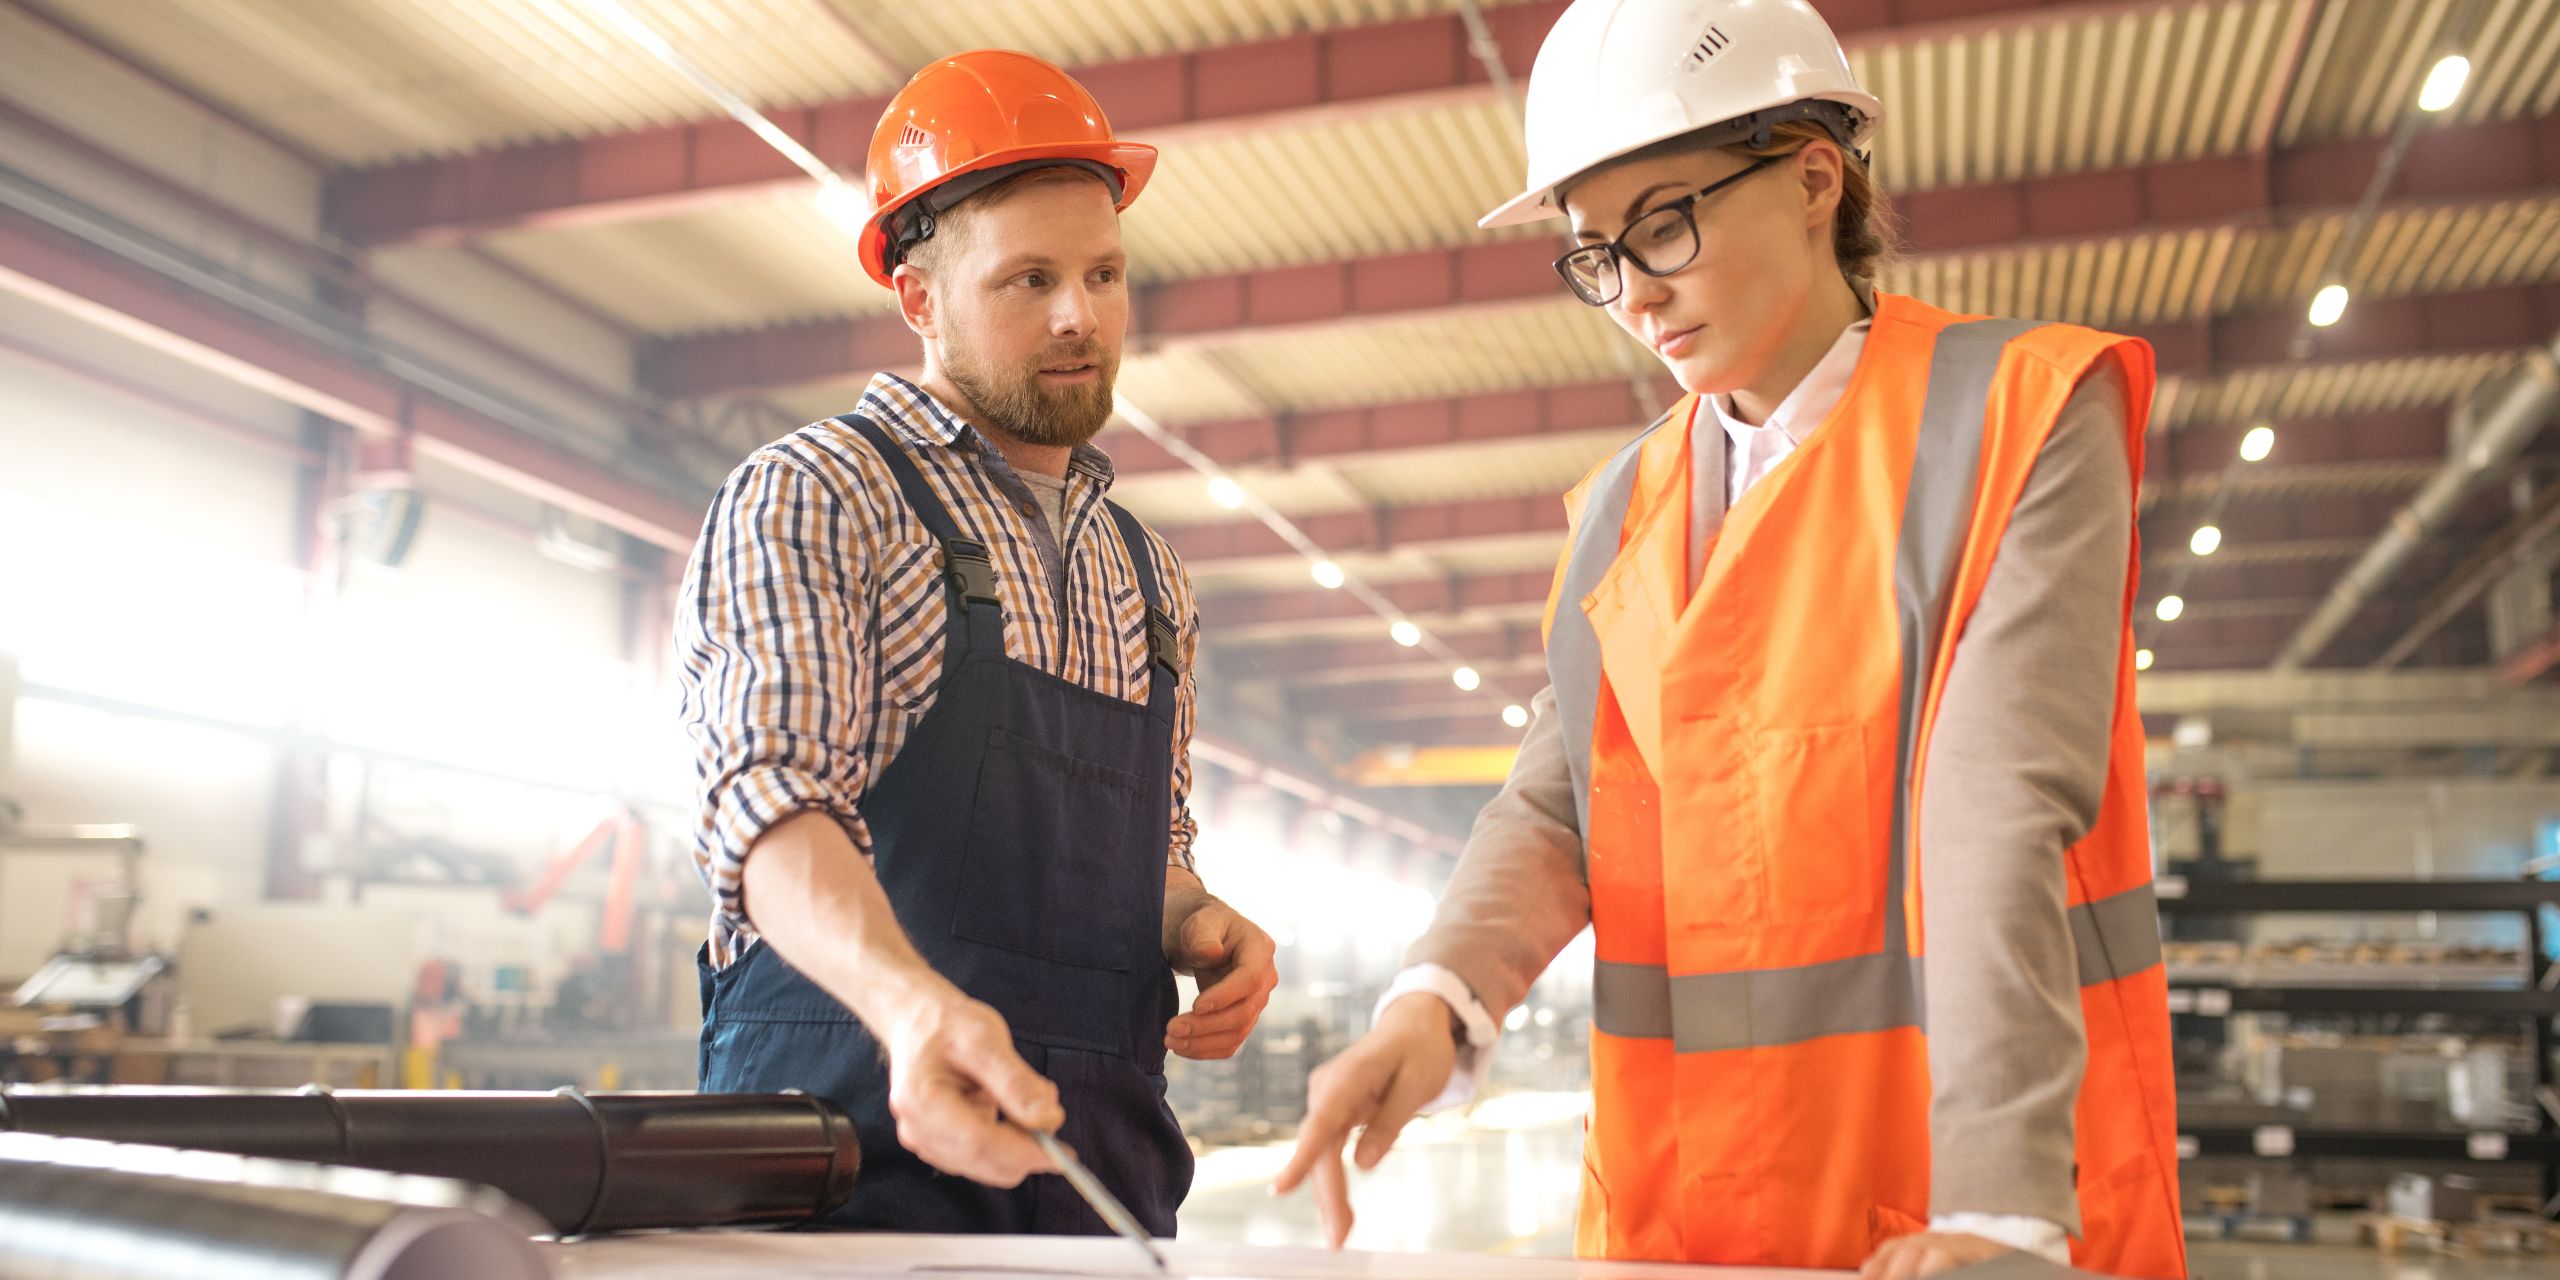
[1170,999,1260,1041]
[1190,967,1254,1013]
[893,1072,1049,1186]
[1172,1028,1249,1060]
[1193,940,1278,1012]
[950,1022,1063,1132]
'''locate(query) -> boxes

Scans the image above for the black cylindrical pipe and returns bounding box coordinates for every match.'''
[0,1130,552,1280]
[0,1087,860,1236]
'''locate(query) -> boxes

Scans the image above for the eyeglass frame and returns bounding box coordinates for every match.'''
[1551,156,1782,307]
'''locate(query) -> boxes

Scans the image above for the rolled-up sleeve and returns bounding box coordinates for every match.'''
[675,457,875,934]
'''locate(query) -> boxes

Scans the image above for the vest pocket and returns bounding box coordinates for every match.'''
[1747,724,1880,924]
[952,728,1145,971]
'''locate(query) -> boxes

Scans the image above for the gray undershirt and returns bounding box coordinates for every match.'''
[1015,468,1075,599]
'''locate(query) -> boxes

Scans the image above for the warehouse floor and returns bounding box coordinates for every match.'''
[1177,1095,2557,1278]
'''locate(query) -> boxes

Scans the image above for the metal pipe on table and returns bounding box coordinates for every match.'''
[0,1130,550,1280]
[0,1086,860,1236]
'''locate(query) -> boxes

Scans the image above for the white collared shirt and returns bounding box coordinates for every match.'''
[1714,313,1873,506]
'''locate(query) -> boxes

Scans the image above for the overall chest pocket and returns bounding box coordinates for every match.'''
[952,728,1148,971]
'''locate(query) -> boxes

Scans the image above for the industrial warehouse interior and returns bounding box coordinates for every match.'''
[2,0,2559,1277]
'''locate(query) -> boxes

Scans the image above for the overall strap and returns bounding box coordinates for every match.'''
[1103,500,1185,713]
[839,415,1004,661]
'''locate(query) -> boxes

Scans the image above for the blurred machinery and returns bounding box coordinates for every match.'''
[1,826,175,1082]
[2161,865,2560,1232]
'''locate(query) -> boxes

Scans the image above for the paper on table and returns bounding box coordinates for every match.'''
[548,1230,1849,1280]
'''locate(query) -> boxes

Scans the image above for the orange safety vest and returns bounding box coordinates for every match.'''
[1545,291,2185,1277]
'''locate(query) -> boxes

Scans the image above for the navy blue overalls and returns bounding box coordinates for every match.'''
[699,415,1194,1235]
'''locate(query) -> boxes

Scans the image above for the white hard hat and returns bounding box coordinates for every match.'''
[1481,0,1883,229]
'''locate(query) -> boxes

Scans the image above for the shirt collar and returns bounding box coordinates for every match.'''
[857,372,1119,488]
[1708,285,1877,450]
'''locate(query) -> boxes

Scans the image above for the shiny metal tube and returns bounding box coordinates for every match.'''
[0,1087,859,1236]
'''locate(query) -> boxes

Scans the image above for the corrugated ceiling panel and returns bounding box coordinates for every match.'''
[2149,536,2370,566]
[844,0,1545,69]
[2232,198,2560,307]
[482,189,880,331]
[2279,0,2560,144]
[1185,536,1563,598]
[1110,464,1373,529]
[1422,537,1573,578]
[1122,98,1543,280]
[50,0,900,163]
[1883,227,2239,328]
[1855,0,2295,193]
[1204,300,1636,412]
[1329,428,1630,506]
[2154,458,2438,501]
[2171,350,2523,428]
[1114,348,1279,426]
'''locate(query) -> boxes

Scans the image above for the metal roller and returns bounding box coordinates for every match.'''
[0,1130,550,1280]
[0,1087,860,1236]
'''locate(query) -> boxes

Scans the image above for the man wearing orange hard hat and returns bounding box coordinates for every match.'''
[678,49,1277,1235]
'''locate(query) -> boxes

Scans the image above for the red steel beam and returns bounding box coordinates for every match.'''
[1345,718,1536,751]
[1199,569,1553,633]
[2499,619,2560,684]
[1118,367,2498,494]
[641,119,2560,400]
[1114,383,2472,486]
[324,0,2103,249]
[2145,409,2448,481]
[1218,628,1544,682]
[1108,374,1678,476]
[0,202,705,551]
[2124,281,2560,381]
[1167,493,1566,567]
[1294,679,1528,718]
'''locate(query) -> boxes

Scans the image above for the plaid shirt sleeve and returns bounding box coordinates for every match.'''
[676,456,875,934]
[1167,580,1201,875]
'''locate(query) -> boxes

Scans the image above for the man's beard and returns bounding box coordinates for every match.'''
[945,341,1119,450]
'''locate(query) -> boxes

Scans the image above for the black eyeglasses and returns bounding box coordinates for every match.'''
[1553,157,1779,307]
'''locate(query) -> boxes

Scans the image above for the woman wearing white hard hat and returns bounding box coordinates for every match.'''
[1276,2,2186,1277]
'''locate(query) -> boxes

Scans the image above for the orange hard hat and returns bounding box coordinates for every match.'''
[861,49,1157,287]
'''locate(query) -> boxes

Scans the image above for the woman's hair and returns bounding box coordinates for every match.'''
[1725,119,1899,285]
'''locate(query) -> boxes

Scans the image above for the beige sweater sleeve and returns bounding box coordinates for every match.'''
[1400,684,1592,1018]
[1919,362,2133,1231]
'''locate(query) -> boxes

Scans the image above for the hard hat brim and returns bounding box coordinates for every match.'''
[1479,93,1881,230]
[860,140,1159,287]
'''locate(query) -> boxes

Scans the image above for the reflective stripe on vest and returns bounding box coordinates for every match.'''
[1591,881,2164,1049]
[1548,408,1673,842]
[1553,317,2158,1052]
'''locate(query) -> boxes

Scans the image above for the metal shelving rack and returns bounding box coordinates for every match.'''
[2157,877,2560,1218]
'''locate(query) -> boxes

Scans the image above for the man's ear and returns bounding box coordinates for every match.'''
[893,262,937,340]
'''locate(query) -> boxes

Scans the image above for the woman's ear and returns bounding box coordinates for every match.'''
[1793,141,1847,235]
